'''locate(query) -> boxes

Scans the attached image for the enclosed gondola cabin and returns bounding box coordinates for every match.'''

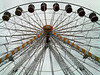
[89,13,98,22]
[28,4,35,13]
[53,3,60,11]
[2,12,11,21]
[77,8,85,17]
[15,7,23,16]
[41,3,47,11]
[65,5,72,13]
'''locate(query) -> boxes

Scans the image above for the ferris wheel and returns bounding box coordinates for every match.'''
[0,1,100,75]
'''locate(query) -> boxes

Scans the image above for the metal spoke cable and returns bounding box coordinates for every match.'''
[52,11,64,27]
[25,12,43,29]
[49,45,75,75]
[0,27,37,33]
[52,33,100,49]
[35,11,44,27]
[11,13,42,30]
[53,12,77,30]
[44,11,47,25]
[51,33,100,65]
[49,48,54,75]
[8,20,41,32]
[56,27,100,34]
[58,34,100,39]
[54,12,91,31]
[33,13,43,28]
[24,45,46,75]
[0,36,34,46]
[17,36,45,75]
[50,42,83,75]
[10,18,41,32]
[54,20,91,32]
[52,36,93,75]
[50,11,55,26]
[8,36,44,75]
[50,37,82,75]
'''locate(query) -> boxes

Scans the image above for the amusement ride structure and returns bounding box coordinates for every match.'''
[0,1,100,75]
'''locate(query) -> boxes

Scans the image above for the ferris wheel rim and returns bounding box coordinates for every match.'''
[0,1,100,75]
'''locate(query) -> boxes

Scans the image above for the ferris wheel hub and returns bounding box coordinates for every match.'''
[43,25,53,32]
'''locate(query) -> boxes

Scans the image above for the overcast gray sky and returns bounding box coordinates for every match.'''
[0,0,100,75]
[0,0,100,13]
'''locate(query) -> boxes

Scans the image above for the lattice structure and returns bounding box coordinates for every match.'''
[0,1,100,75]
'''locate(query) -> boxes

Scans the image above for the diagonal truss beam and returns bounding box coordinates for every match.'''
[24,45,46,75]
[0,32,44,64]
[52,36,93,75]
[49,45,75,75]
[8,35,45,75]
[51,32,100,65]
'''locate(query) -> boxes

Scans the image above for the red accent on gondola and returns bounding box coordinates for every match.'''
[77,8,85,17]
[28,4,35,13]
[53,3,60,11]
[89,13,98,22]
[41,3,47,11]
[65,5,72,13]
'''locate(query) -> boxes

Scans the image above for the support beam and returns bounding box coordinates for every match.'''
[49,45,75,75]
[24,45,46,75]
[51,32,100,65]
[0,32,44,65]
[52,36,93,75]
[8,36,44,75]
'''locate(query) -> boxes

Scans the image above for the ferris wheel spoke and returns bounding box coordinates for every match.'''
[53,11,74,28]
[49,44,75,75]
[0,61,13,73]
[44,11,47,25]
[17,36,45,75]
[50,11,55,26]
[52,11,64,27]
[56,26,100,34]
[0,1,100,75]
[8,36,44,75]
[35,38,46,75]
[8,54,28,75]
[8,20,41,32]
[53,32,100,50]
[65,38,100,49]
[0,33,44,66]
[53,12,78,30]
[24,45,46,75]
[49,48,54,75]
[33,12,43,28]
[51,38,83,75]
[35,11,44,27]
[0,33,38,37]
[36,48,46,75]
[0,26,38,33]
[55,19,91,32]
[75,56,100,73]
[57,15,86,30]
[52,36,94,75]
[51,32,100,65]
[50,38,76,75]
[0,36,34,46]
[0,37,37,67]
[0,38,38,72]
[58,34,100,40]
[54,15,80,31]
[25,12,43,29]
[11,14,42,30]
[54,12,92,31]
